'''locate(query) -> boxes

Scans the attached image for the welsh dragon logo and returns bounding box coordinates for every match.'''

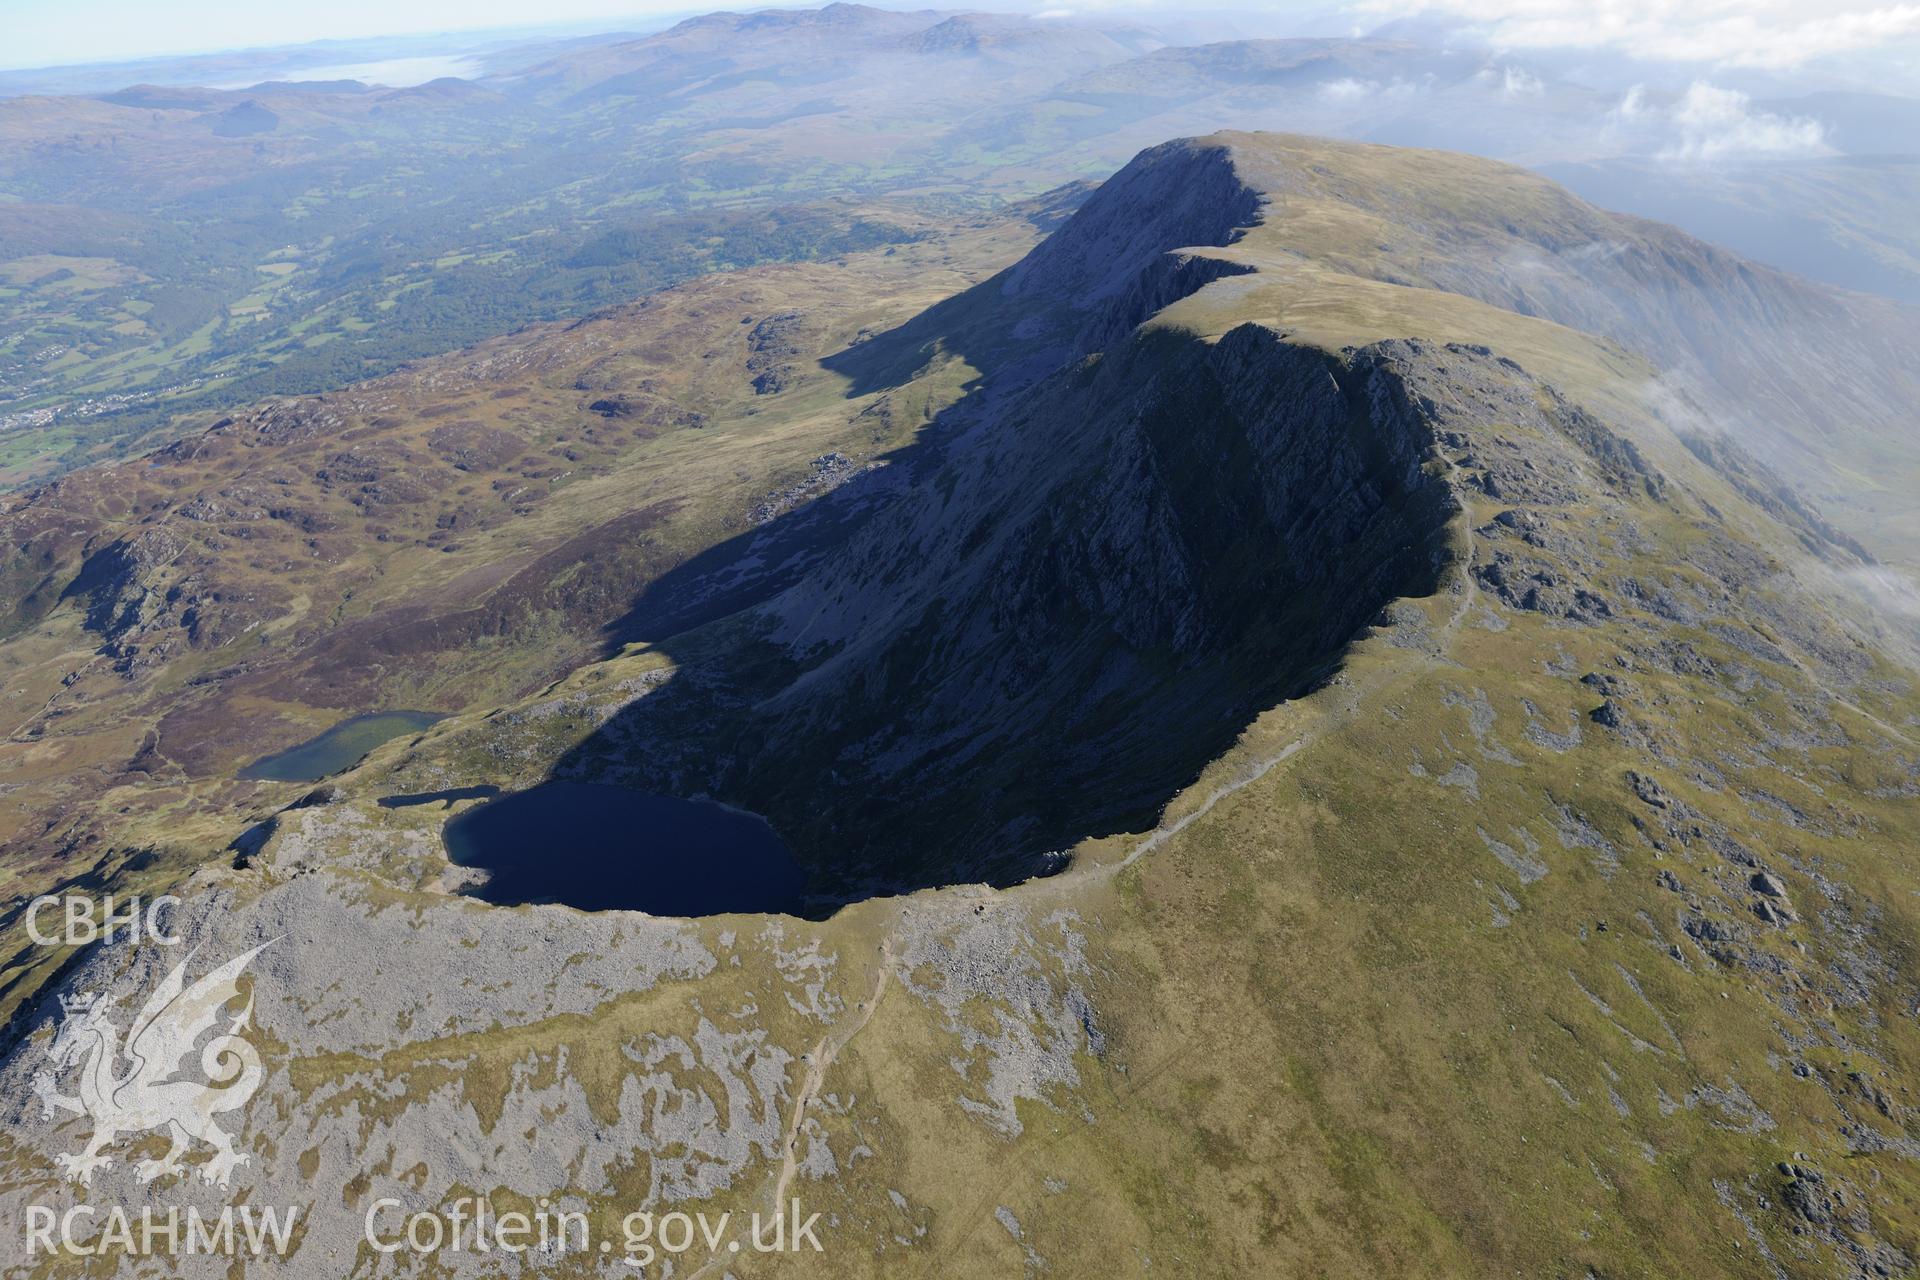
[31,940,276,1188]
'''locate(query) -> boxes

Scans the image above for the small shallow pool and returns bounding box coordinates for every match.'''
[238,711,444,783]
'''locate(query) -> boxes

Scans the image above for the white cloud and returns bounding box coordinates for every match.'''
[1317,74,1427,103]
[1351,0,1920,70]
[1472,63,1545,94]
[1657,81,1827,160]
[1845,566,1920,620]
[1497,66,1543,94]
[1500,64,1545,95]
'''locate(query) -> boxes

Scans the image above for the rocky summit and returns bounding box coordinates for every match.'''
[2,82,1919,1280]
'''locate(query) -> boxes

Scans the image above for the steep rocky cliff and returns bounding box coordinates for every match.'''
[566,322,1461,891]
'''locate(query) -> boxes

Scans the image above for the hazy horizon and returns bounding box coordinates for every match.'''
[10,0,1920,84]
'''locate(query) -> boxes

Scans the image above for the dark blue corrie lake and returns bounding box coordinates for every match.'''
[440,781,808,917]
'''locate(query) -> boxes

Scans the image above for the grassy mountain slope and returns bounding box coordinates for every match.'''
[1141,136,1920,567]
[2,134,1919,1278]
[1541,156,1920,307]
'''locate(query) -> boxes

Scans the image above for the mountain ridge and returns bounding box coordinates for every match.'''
[2,132,1919,1278]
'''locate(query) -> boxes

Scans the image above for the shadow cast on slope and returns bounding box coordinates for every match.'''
[534,311,1458,918]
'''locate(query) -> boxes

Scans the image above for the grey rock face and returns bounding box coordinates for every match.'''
[746,311,805,394]
[1003,138,1260,313]
[570,321,1464,893]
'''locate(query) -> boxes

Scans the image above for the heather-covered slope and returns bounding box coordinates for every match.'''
[0,199,1055,883]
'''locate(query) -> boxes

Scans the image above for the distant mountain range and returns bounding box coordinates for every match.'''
[3,6,1916,494]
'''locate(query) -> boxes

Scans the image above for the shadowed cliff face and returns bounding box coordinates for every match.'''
[522,142,1472,899]
[558,321,1462,899]
[999,137,1262,357]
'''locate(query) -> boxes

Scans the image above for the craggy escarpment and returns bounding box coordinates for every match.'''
[1002,138,1260,307]
[1002,137,1262,357]
[816,138,1264,401]
[1078,251,1257,359]
[557,323,1466,900]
